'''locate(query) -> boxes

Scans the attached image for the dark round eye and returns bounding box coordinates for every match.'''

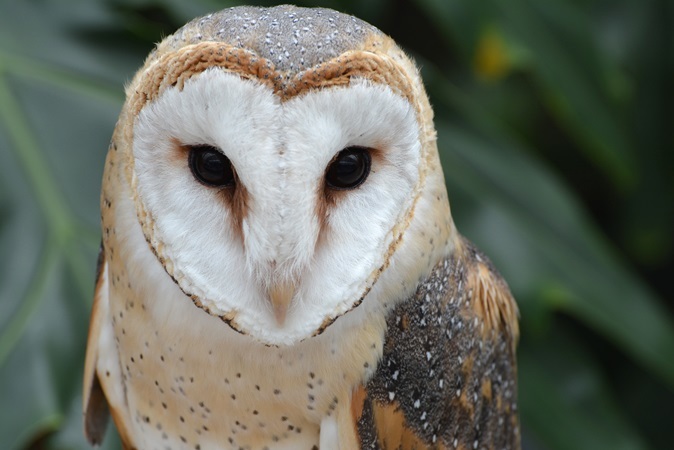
[188,145,235,187]
[325,146,371,190]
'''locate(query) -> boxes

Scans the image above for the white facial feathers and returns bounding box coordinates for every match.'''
[133,69,421,345]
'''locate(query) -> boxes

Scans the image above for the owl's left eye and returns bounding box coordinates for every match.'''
[325,146,372,190]
[188,145,235,187]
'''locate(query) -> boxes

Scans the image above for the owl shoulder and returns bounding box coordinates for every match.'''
[352,236,520,449]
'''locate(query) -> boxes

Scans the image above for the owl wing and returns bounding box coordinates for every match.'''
[83,244,111,445]
[350,236,520,449]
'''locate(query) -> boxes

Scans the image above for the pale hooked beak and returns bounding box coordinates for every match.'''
[268,281,296,325]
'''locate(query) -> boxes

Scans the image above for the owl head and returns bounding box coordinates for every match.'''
[115,5,454,346]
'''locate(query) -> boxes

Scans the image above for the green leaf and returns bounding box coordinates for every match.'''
[519,328,650,450]
[0,1,125,447]
[496,0,634,188]
[434,121,674,387]
[415,0,635,188]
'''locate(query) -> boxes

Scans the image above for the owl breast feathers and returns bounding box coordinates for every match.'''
[83,5,520,450]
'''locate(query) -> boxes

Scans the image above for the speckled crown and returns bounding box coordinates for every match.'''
[153,5,383,73]
[126,5,433,135]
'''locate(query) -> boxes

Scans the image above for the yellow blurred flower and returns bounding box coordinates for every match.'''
[473,28,511,81]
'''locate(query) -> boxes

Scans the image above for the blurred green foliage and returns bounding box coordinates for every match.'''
[0,0,672,449]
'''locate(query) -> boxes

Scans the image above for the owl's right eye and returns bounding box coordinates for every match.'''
[188,145,235,187]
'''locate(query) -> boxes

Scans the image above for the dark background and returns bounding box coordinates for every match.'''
[0,0,672,449]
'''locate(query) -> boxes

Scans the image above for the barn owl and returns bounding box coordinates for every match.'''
[83,5,520,450]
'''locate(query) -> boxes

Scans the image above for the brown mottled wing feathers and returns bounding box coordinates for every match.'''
[83,244,110,445]
[354,237,520,449]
